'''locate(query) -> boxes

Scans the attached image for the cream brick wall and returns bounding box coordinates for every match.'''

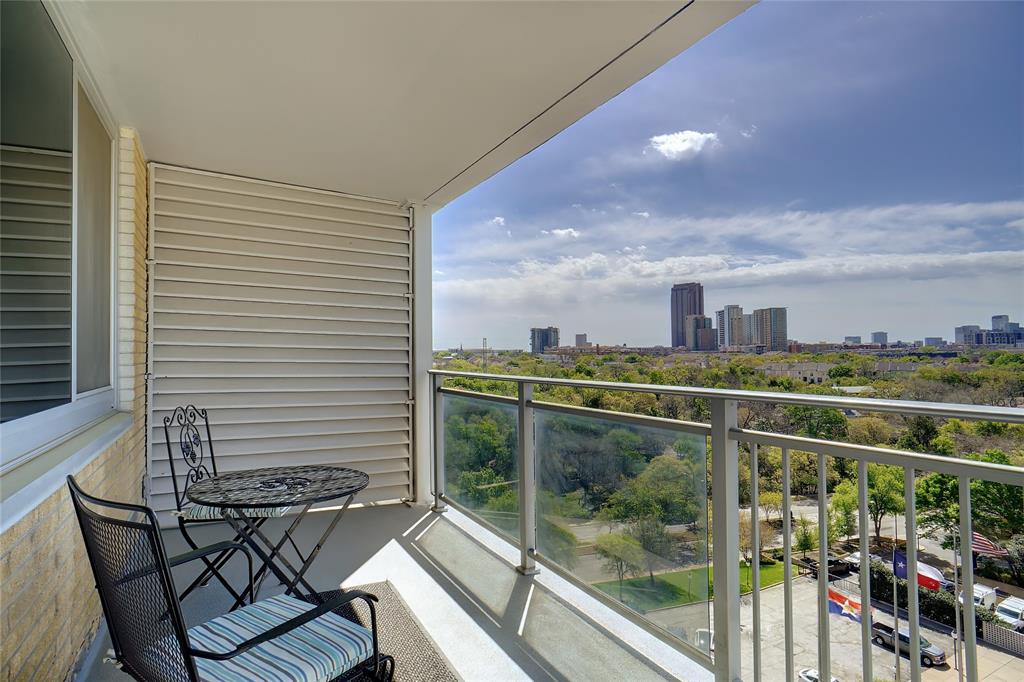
[0,129,148,682]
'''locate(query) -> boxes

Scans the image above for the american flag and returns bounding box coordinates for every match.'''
[972,532,1009,557]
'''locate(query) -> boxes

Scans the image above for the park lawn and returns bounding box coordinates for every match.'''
[594,561,787,612]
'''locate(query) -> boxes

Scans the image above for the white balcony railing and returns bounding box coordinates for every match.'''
[427,369,1024,682]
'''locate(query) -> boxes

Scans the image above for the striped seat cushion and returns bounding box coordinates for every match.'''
[183,504,290,521]
[189,594,373,682]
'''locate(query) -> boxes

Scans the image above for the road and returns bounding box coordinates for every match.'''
[758,497,955,570]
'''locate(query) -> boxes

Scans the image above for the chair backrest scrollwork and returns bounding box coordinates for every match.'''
[163,405,218,512]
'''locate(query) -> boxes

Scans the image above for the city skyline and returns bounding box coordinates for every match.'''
[432,1,1023,349]
[453,306,1020,352]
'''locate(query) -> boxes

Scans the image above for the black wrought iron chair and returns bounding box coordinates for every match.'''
[68,475,394,682]
[163,404,302,604]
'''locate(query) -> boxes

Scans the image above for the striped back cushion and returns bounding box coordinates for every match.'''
[189,594,373,681]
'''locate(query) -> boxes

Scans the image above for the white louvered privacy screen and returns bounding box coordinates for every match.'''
[148,164,413,519]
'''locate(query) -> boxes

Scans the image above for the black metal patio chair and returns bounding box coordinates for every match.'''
[67,475,395,682]
[163,404,304,604]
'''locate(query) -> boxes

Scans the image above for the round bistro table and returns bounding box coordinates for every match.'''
[187,464,369,604]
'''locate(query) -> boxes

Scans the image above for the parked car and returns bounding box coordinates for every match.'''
[798,668,840,682]
[994,596,1024,631]
[959,583,998,610]
[846,552,882,571]
[870,622,946,667]
[804,555,852,579]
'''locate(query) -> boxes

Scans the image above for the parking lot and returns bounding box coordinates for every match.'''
[748,576,1024,681]
[646,573,1024,681]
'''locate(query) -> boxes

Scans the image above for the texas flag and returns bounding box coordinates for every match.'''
[893,550,943,590]
[827,588,863,623]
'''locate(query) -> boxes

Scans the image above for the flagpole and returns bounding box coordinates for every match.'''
[954,532,964,682]
[894,513,900,682]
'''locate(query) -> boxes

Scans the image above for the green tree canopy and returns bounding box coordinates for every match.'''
[867,463,905,541]
[595,532,644,600]
[915,449,1024,544]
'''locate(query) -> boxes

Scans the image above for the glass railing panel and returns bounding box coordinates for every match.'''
[442,393,520,541]
[534,407,711,653]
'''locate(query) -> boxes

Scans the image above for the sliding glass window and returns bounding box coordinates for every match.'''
[1,1,116,457]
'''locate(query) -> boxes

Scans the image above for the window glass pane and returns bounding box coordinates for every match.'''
[535,409,712,653]
[443,393,520,541]
[0,1,73,422]
[75,85,112,393]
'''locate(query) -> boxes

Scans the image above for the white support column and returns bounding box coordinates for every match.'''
[412,204,434,505]
[710,398,741,682]
[517,381,538,575]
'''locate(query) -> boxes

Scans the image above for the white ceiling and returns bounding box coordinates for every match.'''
[55,1,751,207]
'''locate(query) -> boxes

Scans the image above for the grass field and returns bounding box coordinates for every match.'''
[593,561,787,612]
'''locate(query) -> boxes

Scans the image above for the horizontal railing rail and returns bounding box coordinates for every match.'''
[428,369,1024,682]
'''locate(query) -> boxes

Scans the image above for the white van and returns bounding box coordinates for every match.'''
[959,583,998,610]
[994,596,1024,631]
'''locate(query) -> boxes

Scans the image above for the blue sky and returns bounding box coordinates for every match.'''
[432,1,1023,349]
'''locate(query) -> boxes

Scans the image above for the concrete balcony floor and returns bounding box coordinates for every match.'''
[83,503,711,681]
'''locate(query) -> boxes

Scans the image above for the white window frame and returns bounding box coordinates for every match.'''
[0,2,119,474]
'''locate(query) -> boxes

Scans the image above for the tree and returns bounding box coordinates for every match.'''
[739,511,769,563]
[455,468,508,506]
[1005,535,1024,586]
[759,491,783,525]
[785,405,849,442]
[867,464,905,541]
[604,454,703,526]
[796,517,817,557]
[847,417,896,446]
[828,365,854,379]
[829,479,858,541]
[596,532,644,600]
[897,415,939,452]
[629,515,671,585]
[915,449,1024,544]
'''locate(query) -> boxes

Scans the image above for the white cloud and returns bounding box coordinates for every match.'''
[541,228,580,239]
[489,216,505,226]
[633,211,650,218]
[433,269,445,275]
[438,250,1023,309]
[740,124,758,139]
[646,130,719,161]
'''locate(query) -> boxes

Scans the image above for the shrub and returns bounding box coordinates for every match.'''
[867,561,1006,633]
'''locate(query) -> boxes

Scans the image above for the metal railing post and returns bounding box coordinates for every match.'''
[858,460,873,681]
[905,468,922,682]
[817,453,831,679]
[750,444,762,682]
[959,477,978,682]
[517,381,538,575]
[782,447,795,682]
[431,372,447,512]
[710,397,740,682]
